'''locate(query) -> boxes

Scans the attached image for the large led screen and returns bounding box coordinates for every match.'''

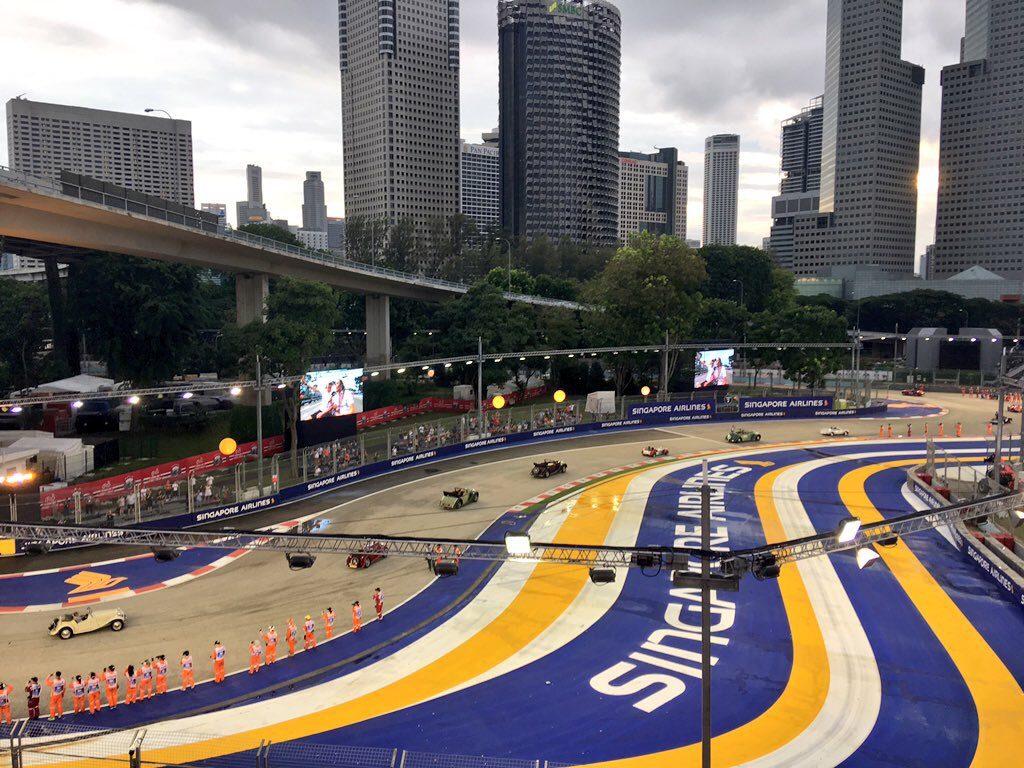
[693,349,734,389]
[299,368,364,421]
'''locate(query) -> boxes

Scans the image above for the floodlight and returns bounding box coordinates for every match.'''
[71,400,84,409]
[277,383,286,388]
[286,552,316,570]
[752,553,781,580]
[970,337,977,342]
[544,355,551,360]
[589,567,616,584]
[494,358,503,363]
[434,559,460,577]
[10,405,22,413]
[128,396,140,405]
[466,360,474,365]
[230,386,242,396]
[370,371,380,377]
[519,357,526,361]
[876,534,899,547]
[181,392,193,399]
[396,368,406,374]
[443,363,452,368]
[836,517,862,543]
[421,365,429,370]
[504,532,532,555]
[24,542,50,556]
[855,547,881,570]
[631,552,658,568]
[948,337,954,342]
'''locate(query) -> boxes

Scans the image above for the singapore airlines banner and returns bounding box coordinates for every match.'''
[627,396,859,421]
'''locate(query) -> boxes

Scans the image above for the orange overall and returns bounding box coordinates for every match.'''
[322,610,335,639]
[249,642,263,674]
[263,630,278,664]
[0,684,10,723]
[86,677,101,713]
[104,670,118,708]
[304,619,316,650]
[374,591,384,620]
[139,663,153,700]
[352,604,362,633]
[72,680,86,714]
[45,675,65,719]
[286,621,297,656]
[211,645,226,683]
[155,659,168,694]
[180,655,195,690]
[124,670,138,704]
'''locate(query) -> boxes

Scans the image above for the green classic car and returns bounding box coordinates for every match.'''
[726,427,761,444]
[440,487,480,509]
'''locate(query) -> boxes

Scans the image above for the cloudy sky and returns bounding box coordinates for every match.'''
[1,0,964,256]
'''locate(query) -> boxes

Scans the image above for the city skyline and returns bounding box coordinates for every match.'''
[0,0,961,256]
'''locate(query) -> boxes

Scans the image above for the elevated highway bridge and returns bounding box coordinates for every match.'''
[0,167,580,368]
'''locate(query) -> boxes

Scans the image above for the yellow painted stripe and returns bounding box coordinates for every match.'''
[839,461,1024,768]
[125,467,650,763]
[584,466,830,767]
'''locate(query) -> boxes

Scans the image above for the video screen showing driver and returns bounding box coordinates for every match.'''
[299,368,364,421]
[693,349,734,389]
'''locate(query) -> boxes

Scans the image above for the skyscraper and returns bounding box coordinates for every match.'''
[339,0,460,238]
[769,99,823,270]
[460,136,499,230]
[618,148,687,240]
[236,164,269,226]
[302,171,328,232]
[201,203,228,232]
[933,0,1024,279]
[499,0,621,247]
[5,97,194,205]
[788,0,924,276]
[702,135,739,246]
[246,164,263,204]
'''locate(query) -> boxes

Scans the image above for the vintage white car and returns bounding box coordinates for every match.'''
[641,446,670,457]
[820,425,850,437]
[49,607,126,639]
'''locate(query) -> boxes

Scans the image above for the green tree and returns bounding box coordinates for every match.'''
[0,279,52,390]
[237,223,303,248]
[693,298,750,341]
[768,305,848,390]
[698,245,778,312]
[584,232,706,391]
[67,254,207,382]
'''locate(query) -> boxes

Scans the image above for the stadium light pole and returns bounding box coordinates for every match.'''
[256,354,264,494]
[477,337,484,437]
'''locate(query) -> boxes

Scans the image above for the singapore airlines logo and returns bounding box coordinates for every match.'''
[65,571,127,594]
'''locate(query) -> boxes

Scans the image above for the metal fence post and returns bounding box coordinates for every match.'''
[398,750,408,768]
[389,748,399,768]
[128,729,145,768]
[73,491,82,524]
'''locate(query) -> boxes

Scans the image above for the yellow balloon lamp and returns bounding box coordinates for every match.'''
[218,437,238,456]
[553,389,566,403]
[492,394,506,410]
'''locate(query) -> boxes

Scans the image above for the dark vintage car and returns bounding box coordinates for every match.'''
[346,542,388,569]
[901,385,925,397]
[531,460,568,478]
[440,487,479,509]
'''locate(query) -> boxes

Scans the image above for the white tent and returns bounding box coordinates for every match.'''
[32,374,118,394]
[5,435,93,482]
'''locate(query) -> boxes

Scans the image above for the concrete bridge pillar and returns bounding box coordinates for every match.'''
[366,294,391,379]
[236,274,269,325]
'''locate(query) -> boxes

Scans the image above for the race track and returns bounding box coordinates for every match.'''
[3,392,1022,767]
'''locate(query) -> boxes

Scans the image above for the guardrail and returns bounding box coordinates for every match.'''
[0,165,582,310]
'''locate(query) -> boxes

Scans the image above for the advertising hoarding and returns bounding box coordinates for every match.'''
[694,349,734,389]
[299,369,364,421]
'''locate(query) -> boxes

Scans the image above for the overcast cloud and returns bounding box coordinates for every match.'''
[0,0,964,257]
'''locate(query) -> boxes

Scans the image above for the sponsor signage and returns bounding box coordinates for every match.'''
[627,401,714,421]
[549,1,582,15]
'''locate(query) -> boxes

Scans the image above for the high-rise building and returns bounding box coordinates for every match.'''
[787,0,924,276]
[339,0,460,239]
[236,164,269,226]
[297,229,329,251]
[499,0,621,247]
[246,163,263,204]
[460,135,499,230]
[933,0,1024,279]
[5,97,194,205]
[769,99,824,270]
[302,171,328,232]
[327,217,346,254]
[702,135,739,246]
[201,203,227,232]
[618,148,687,240]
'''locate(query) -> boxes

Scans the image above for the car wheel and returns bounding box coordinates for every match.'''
[843,431,849,436]
[755,435,761,441]
[58,627,73,640]
[454,498,463,509]
[561,465,567,473]
[110,619,124,632]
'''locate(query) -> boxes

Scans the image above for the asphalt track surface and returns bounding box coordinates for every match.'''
[3,392,1022,767]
